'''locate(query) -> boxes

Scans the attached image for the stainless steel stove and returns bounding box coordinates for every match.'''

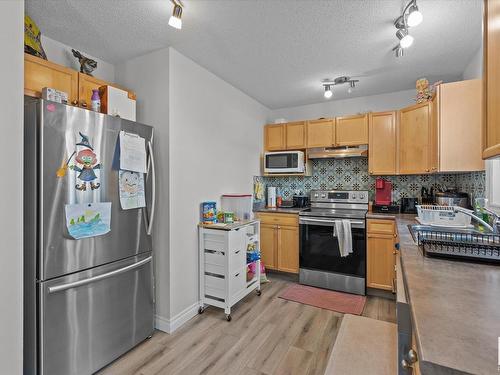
[299,190,368,295]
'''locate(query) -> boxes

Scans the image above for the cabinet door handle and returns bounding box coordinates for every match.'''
[235,250,240,254]
[235,273,240,277]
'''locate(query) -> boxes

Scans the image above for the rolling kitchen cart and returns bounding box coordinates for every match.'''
[198,220,261,321]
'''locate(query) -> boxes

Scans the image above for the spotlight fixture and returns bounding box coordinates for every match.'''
[324,85,333,99]
[396,29,414,49]
[407,3,423,27]
[347,80,356,94]
[321,76,359,98]
[394,0,423,29]
[168,0,183,29]
[393,46,404,58]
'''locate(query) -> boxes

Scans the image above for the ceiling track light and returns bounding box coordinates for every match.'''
[392,0,421,55]
[168,0,183,29]
[321,76,359,98]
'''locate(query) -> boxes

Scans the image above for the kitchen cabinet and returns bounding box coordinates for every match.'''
[24,53,135,110]
[24,53,79,104]
[335,114,368,146]
[367,219,396,291]
[483,0,500,159]
[398,102,436,174]
[277,225,299,273]
[306,119,335,148]
[285,121,306,149]
[78,73,136,110]
[255,212,299,273]
[434,80,484,172]
[368,111,397,175]
[264,124,286,151]
[260,224,277,270]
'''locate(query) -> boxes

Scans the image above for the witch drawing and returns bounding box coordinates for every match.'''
[67,132,102,191]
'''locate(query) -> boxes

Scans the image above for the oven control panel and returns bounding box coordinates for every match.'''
[310,190,368,204]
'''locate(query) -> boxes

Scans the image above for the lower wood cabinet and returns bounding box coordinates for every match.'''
[367,219,397,291]
[256,213,299,274]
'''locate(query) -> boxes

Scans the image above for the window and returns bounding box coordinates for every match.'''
[486,159,500,211]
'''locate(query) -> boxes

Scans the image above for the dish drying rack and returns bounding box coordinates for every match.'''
[416,205,472,228]
[414,229,500,263]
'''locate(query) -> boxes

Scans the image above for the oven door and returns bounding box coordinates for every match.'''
[299,216,366,278]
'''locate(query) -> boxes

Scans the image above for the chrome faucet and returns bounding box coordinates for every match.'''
[453,206,495,233]
[480,206,500,233]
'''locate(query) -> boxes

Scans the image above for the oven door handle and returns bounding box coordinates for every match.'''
[299,217,365,228]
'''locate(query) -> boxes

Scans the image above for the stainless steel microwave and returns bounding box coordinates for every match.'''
[264,151,305,173]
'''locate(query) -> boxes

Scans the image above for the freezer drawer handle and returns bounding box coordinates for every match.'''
[146,141,156,235]
[47,256,152,294]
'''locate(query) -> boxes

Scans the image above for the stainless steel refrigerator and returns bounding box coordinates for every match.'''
[24,98,156,375]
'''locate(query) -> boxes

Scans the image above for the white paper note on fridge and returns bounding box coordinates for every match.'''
[119,131,147,173]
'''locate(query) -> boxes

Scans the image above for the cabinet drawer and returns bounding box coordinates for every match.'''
[229,268,246,296]
[367,219,396,235]
[205,274,226,300]
[229,247,246,272]
[256,213,298,227]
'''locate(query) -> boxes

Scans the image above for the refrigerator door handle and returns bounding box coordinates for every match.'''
[146,141,156,235]
[47,256,152,294]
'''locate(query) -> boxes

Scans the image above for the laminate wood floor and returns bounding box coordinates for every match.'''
[98,276,395,375]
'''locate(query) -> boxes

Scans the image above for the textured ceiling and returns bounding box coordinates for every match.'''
[26,0,482,109]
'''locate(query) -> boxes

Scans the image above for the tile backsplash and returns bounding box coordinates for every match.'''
[254,158,485,204]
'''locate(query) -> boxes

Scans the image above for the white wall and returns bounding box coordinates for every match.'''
[269,89,416,122]
[115,48,171,328]
[168,48,269,324]
[0,1,24,373]
[42,35,115,82]
[463,46,483,80]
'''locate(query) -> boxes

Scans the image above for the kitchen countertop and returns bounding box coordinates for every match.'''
[381,213,500,375]
[253,207,308,214]
[198,219,259,231]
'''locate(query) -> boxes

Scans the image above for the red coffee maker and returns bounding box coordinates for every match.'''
[375,178,392,205]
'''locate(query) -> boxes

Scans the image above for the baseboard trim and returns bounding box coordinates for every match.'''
[155,302,199,333]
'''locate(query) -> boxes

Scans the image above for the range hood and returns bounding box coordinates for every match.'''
[308,145,368,159]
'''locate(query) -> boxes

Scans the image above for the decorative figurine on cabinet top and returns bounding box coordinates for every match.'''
[72,49,97,76]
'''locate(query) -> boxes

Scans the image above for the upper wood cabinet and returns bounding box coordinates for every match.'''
[368,111,397,175]
[78,73,109,109]
[335,114,368,146]
[25,53,135,112]
[264,124,286,151]
[398,102,435,174]
[24,53,79,104]
[306,119,335,148]
[483,0,500,159]
[285,121,306,149]
[435,80,484,172]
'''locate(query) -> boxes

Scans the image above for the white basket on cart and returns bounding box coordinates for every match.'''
[416,205,472,228]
